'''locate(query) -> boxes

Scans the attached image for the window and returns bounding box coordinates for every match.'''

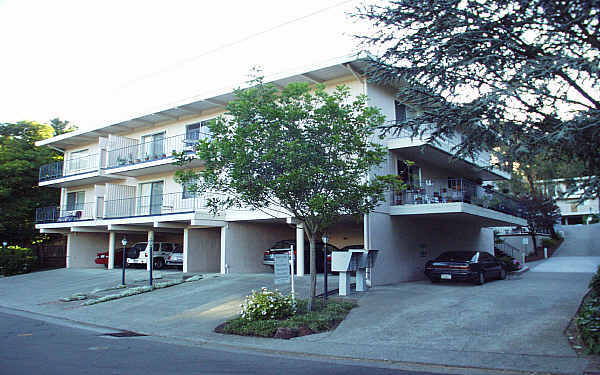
[185,120,211,142]
[182,179,199,199]
[66,191,85,211]
[67,149,89,173]
[397,160,420,189]
[161,243,173,252]
[141,132,165,158]
[394,101,407,123]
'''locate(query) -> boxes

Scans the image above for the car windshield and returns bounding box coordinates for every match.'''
[435,251,477,262]
[132,243,147,251]
[271,240,294,249]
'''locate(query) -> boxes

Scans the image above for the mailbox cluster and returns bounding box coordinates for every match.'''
[331,249,378,296]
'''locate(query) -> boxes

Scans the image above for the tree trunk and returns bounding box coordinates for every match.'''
[531,233,538,256]
[305,229,317,311]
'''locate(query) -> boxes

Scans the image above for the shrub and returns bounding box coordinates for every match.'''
[590,266,600,296]
[0,246,37,276]
[577,296,600,354]
[542,238,558,248]
[498,256,521,272]
[240,287,296,321]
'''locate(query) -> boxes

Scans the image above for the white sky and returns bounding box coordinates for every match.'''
[0,0,368,130]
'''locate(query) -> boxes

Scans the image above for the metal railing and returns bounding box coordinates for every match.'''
[35,202,96,223]
[104,191,217,219]
[392,177,525,218]
[39,161,64,181]
[106,130,208,169]
[39,154,99,182]
[63,153,99,176]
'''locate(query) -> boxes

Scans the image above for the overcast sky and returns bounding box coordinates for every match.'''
[0,0,369,130]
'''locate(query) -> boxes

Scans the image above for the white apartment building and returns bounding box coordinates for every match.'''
[34,56,527,285]
[538,178,600,225]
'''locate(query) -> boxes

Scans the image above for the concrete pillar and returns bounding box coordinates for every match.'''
[220,225,228,274]
[296,223,305,276]
[108,232,116,269]
[183,228,190,273]
[339,272,351,296]
[147,230,154,271]
[66,234,73,269]
[363,213,370,250]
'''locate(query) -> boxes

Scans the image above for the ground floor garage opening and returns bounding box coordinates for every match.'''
[368,213,495,285]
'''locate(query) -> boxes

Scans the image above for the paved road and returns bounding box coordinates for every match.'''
[532,224,600,273]
[0,310,437,375]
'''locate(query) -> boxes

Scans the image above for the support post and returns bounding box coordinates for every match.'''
[220,225,228,274]
[147,230,154,287]
[296,223,304,276]
[108,232,116,270]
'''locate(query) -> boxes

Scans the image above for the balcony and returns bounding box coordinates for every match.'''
[103,191,214,219]
[390,178,527,226]
[38,154,117,187]
[386,126,510,181]
[104,131,206,177]
[35,202,96,224]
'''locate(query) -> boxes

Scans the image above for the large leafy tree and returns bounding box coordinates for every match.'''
[177,80,398,309]
[0,120,71,247]
[354,0,599,198]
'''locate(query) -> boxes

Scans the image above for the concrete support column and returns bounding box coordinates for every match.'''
[183,228,190,273]
[296,223,305,276]
[146,230,154,271]
[363,213,370,250]
[108,232,116,269]
[66,234,73,269]
[220,225,228,274]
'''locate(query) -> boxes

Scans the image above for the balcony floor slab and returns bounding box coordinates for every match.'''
[389,202,527,226]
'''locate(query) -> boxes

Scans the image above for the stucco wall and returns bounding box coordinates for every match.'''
[184,227,220,272]
[66,232,109,268]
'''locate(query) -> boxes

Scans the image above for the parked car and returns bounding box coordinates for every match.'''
[263,239,339,273]
[424,251,507,285]
[95,249,124,268]
[126,242,181,269]
[166,246,183,267]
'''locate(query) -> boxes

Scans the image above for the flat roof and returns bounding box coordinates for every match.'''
[36,54,369,149]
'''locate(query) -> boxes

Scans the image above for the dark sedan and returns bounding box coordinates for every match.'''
[424,251,506,285]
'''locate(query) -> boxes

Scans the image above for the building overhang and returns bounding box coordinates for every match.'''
[389,202,527,227]
[35,55,370,150]
[390,144,510,181]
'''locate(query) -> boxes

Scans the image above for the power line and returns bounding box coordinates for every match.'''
[116,0,356,90]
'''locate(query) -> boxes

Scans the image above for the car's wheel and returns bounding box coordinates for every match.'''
[153,258,165,269]
[103,263,108,269]
[499,268,507,280]
[474,272,485,285]
[430,277,440,283]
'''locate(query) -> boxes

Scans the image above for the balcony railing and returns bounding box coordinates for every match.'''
[35,202,96,223]
[392,178,525,218]
[106,131,207,169]
[39,161,64,181]
[38,154,99,182]
[104,191,216,219]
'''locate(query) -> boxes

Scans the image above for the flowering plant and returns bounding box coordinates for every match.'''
[240,287,296,321]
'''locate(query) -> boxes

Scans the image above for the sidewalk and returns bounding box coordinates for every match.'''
[0,267,590,375]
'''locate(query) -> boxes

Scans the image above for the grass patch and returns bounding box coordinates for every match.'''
[217,298,357,338]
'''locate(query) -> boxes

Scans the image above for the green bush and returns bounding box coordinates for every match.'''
[223,298,356,337]
[590,266,600,296]
[577,295,600,354]
[0,246,37,276]
[542,238,558,248]
[498,256,521,272]
[240,287,296,321]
